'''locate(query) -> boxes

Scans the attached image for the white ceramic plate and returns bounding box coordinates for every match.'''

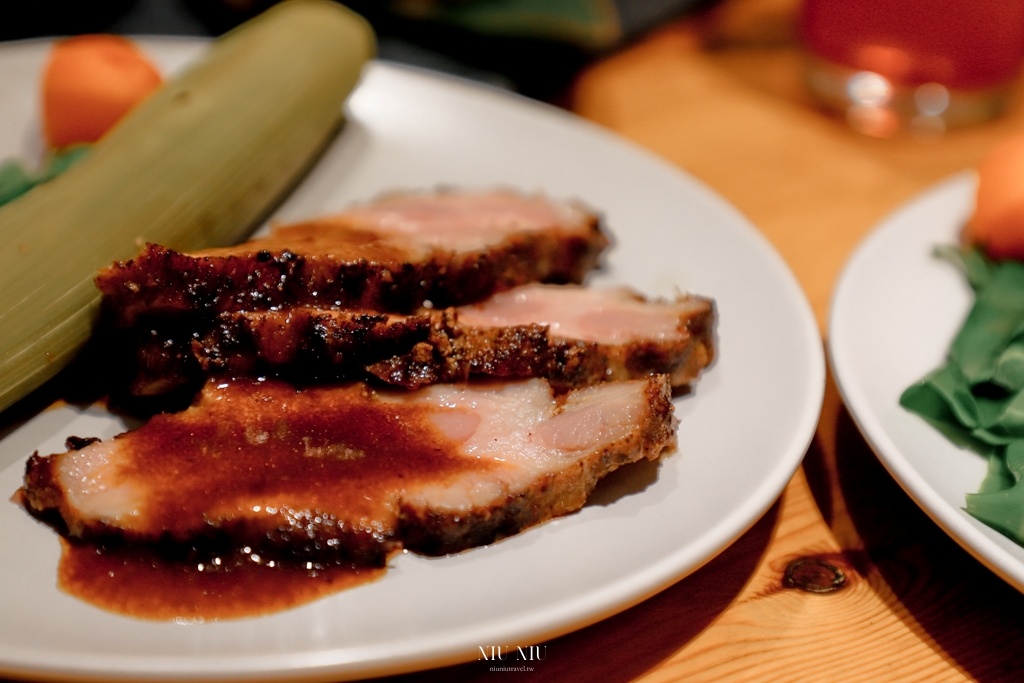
[830,171,1024,592]
[0,39,824,682]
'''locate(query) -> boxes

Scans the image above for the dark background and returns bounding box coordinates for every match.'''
[0,0,708,102]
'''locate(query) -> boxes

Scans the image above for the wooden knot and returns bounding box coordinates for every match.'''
[783,557,846,594]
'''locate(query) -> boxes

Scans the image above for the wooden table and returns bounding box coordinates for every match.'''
[380,3,1024,682]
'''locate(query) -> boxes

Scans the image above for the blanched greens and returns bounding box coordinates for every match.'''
[901,246,1024,543]
[0,146,89,207]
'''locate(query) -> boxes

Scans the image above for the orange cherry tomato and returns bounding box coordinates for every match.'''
[42,35,162,149]
[968,133,1024,261]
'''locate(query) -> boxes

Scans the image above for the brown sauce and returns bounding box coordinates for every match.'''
[198,224,412,263]
[58,538,385,621]
[34,377,494,620]
[94,378,492,543]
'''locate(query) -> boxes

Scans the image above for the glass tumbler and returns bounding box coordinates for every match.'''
[799,0,1024,136]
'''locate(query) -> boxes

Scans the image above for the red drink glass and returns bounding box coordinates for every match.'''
[799,0,1024,136]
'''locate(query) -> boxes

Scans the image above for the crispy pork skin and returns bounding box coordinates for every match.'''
[123,310,437,397]
[96,191,609,327]
[123,285,715,395]
[20,376,676,564]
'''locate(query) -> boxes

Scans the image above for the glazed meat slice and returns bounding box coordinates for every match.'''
[20,376,676,565]
[124,285,715,395]
[97,191,609,327]
[375,284,716,389]
[124,310,437,397]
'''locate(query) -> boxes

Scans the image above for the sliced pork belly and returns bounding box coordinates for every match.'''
[123,285,715,395]
[20,376,676,565]
[372,284,715,389]
[96,191,609,327]
[124,310,437,397]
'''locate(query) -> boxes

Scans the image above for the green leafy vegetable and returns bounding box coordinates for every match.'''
[900,246,1024,544]
[0,145,89,207]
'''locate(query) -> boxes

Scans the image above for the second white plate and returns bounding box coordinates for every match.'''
[830,171,1024,592]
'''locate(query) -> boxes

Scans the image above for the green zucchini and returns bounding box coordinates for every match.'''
[0,0,375,414]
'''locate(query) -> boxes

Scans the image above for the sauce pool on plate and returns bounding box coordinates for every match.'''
[58,538,385,620]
